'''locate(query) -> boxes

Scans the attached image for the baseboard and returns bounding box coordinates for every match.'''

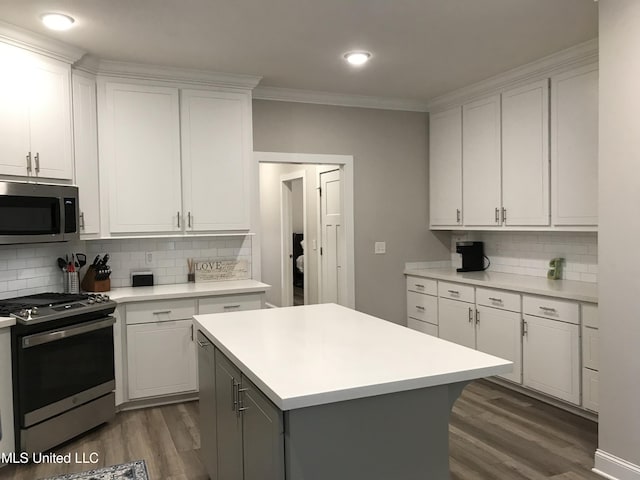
[594,449,640,480]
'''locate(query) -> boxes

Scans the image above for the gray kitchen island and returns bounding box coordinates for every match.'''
[193,303,511,480]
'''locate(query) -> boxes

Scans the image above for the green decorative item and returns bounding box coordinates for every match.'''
[547,257,564,280]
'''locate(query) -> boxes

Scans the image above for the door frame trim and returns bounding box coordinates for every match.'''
[255,152,355,308]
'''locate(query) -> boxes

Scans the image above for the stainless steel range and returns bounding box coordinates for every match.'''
[3,292,117,454]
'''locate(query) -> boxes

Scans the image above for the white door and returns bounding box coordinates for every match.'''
[522,315,580,404]
[438,298,475,349]
[429,107,462,226]
[320,169,344,304]
[72,73,100,236]
[475,306,522,384]
[105,83,182,233]
[181,89,251,231]
[551,64,598,226]
[29,56,73,180]
[0,43,31,176]
[462,95,502,226]
[501,79,549,226]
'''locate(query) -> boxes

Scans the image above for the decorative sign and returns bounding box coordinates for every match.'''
[194,260,249,282]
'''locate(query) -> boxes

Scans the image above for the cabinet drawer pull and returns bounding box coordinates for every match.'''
[488,297,503,303]
[415,305,425,311]
[448,290,459,295]
[539,306,557,313]
[415,284,425,289]
[223,304,241,310]
[152,310,172,315]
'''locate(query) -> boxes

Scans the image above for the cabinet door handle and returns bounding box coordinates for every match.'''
[196,339,209,348]
[177,211,181,228]
[495,207,500,223]
[456,209,461,223]
[522,319,528,337]
[475,309,480,324]
[191,324,194,341]
[188,211,192,228]
[468,307,473,323]
[26,152,32,172]
[79,212,86,230]
[502,207,507,222]
[231,378,238,412]
[35,152,40,173]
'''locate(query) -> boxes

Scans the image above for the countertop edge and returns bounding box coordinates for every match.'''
[404,269,598,303]
[106,281,271,303]
[193,314,512,411]
[0,317,15,328]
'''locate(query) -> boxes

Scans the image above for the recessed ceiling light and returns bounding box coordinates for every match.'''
[344,51,371,66]
[41,13,75,31]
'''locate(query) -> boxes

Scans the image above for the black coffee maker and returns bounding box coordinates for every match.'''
[456,241,486,272]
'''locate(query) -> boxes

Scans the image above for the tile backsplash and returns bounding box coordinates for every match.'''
[0,236,253,299]
[86,236,253,288]
[451,231,598,283]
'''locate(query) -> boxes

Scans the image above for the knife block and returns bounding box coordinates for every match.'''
[81,266,111,292]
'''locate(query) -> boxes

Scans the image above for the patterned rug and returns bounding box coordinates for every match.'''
[41,460,149,480]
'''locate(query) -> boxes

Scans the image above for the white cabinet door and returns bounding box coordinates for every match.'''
[0,43,31,176]
[462,95,502,226]
[476,306,522,384]
[0,329,15,460]
[551,65,598,226]
[127,319,197,399]
[582,368,599,413]
[438,298,475,349]
[523,315,580,404]
[104,82,182,233]
[502,80,550,226]
[429,107,462,226]
[72,73,100,236]
[29,55,73,180]
[181,89,251,231]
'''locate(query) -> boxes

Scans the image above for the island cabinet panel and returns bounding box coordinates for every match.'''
[197,331,218,479]
[215,349,244,479]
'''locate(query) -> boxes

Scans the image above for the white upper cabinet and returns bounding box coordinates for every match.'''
[429,107,462,227]
[0,42,73,179]
[181,89,251,231]
[551,64,598,227]
[462,95,502,226]
[501,79,550,226]
[102,82,182,233]
[72,73,100,236]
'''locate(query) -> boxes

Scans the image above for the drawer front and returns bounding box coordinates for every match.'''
[438,281,474,303]
[582,303,598,329]
[522,295,579,325]
[407,318,438,337]
[582,368,599,413]
[407,291,438,325]
[198,293,263,314]
[406,276,437,296]
[582,326,599,371]
[126,298,196,325]
[476,288,520,312]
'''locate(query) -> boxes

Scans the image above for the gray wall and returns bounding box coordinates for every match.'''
[253,100,451,324]
[597,0,640,471]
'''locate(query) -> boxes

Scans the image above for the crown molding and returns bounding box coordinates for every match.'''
[0,20,85,64]
[94,59,262,90]
[427,38,598,112]
[253,86,429,112]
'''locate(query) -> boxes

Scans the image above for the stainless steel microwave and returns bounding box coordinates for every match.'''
[0,181,79,245]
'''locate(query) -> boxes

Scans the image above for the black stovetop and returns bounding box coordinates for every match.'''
[0,292,88,317]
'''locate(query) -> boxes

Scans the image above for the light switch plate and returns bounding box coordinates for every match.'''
[374,242,386,254]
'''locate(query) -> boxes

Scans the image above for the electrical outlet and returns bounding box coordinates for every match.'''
[374,242,386,254]
[145,252,153,265]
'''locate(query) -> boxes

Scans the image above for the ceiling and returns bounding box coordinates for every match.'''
[0,0,598,102]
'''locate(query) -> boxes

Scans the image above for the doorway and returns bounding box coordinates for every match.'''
[280,172,307,307]
[256,152,355,309]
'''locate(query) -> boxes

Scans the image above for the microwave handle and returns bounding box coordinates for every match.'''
[22,317,115,348]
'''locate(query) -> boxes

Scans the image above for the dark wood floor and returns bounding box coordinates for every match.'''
[0,380,599,480]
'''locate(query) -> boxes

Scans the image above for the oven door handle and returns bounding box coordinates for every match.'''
[22,317,116,349]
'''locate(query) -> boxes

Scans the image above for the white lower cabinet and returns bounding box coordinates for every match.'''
[475,306,522,384]
[406,277,438,336]
[522,314,580,404]
[0,328,15,461]
[127,318,197,399]
[581,303,599,412]
[438,297,475,349]
[582,368,599,413]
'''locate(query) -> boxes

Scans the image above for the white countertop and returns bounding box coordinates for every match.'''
[104,279,270,303]
[0,317,15,328]
[405,268,598,303]
[193,303,512,411]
